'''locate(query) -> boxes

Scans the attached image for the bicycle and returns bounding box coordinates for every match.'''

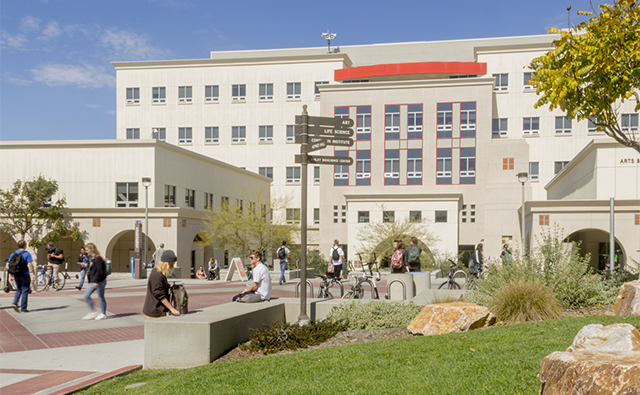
[438,259,467,290]
[342,252,381,300]
[317,274,343,299]
[466,267,486,290]
[34,263,66,292]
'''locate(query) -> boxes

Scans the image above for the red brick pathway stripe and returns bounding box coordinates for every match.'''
[49,365,142,395]
[0,309,48,353]
[0,370,95,395]
[37,326,144,349]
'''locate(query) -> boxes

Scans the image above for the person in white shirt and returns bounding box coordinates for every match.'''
[232,251,272,303]
[328,239,344,279]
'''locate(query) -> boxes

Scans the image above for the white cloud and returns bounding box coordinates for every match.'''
[20,16,41,33]
[0,31,29,50]
[31,63,115,88]
[40,22,62,40]
[3,72,32,86]
[106,110,116,115]
[98,28,165,60]
[85,104,100,108]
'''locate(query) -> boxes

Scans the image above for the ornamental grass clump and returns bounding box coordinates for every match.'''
[487,280,564,323]
[325,301,423,330]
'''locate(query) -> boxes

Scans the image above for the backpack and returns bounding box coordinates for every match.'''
[104,259,112,276]
[327,262,335,274]
[277,247,286,260]
[8,251,27,275]
[407,245,420,264]
[331,247,340,262]
[391,250,404,269]
[169,283,189,315]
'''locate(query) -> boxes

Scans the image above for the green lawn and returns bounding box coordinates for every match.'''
[82,315,640,395]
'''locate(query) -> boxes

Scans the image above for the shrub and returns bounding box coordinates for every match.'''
[429,293,464,304]
[325,301,423,330]
[487,280,564,323]
[239,319,347,354]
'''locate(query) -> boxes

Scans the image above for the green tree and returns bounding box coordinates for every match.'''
[530,0,640,153]
[0,175,82,250]
[202,189,298,259]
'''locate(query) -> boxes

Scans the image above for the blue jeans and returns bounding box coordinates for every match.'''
[78,268,86,288]
[13,273,30,312]
[279,260,287,283]
[84,279,107,314]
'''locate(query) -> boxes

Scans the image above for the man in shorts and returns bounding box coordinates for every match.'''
[47,242,64,290]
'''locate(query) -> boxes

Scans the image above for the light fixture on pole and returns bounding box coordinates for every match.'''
[142,177,152,267]
[517,172,528,259]
[321,31,336,53]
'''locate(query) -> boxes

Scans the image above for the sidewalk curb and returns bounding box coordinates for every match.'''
[48,365,142,395]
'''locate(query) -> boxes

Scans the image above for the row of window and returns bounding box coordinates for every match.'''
[492,114,638,137]
[357,210,448,223]
[126,125,305,143]
[492,72,536,92]
[125,82,329,105]
[501,159,571,180]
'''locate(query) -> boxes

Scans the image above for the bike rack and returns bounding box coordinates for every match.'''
[294,280,314,298]
[353,278,378,299]
[386,278,407,300]
[334,281,345,297]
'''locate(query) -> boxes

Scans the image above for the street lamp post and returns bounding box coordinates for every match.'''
[142,177,152,267]
[517,172,528,259]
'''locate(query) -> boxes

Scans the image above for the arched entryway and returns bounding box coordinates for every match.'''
[106,230,156,273]
[1,232,18,262]
[189,232,213,278]
[565,229,625,272]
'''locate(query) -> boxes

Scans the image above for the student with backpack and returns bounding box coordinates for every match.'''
[82,242,108,321]
[276,241,290,285]
[143,250,181,318]
[390,240,408,273]
[328,240,344,279]
[406,237,422,272]
[9,240,34,313]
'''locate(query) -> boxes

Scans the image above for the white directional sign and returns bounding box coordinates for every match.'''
[294,135,355,147]
[295,115,354,128]
[295,154,354,165]
[295,125,354,137]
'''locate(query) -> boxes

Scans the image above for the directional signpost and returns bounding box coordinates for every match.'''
[295,105,354,324]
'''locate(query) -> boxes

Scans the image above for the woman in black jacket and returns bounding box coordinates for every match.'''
[83,242,108,320]
[143,250,180,319]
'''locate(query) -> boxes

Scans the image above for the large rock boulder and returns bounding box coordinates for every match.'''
[407,302,491,336]
[614,280,640,316]
[539,323,640,394]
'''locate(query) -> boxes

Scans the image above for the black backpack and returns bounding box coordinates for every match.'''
[169,283,189,315]
[277,247,286,260]
[8,251,27,275]
[332,247,340,261]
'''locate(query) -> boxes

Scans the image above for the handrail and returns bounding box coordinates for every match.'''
[294,280,314,298]
[386,278,407,300]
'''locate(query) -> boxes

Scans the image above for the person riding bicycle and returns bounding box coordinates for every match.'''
[468,243,484,275]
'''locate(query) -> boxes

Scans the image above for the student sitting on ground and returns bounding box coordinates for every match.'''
[196,266,206,280]
[232,251,272,303]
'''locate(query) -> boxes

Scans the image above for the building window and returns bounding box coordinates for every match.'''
[152,128,166,141]
[635,214,640,225]
[523,117,540,135]
[385,105,400,139]
[286,208,300,224]
[334,151,349,186]
[179,127,192,144]
[163,218,171,227]
[258,83,273,100]
[314,166,320,183]
[314,208,320,225]
[407,104,423,139]
[407,149,422,185]
[232,84,246,101]
[205,127,219,143]
[503,158,514,170]
[335,106,349,119]
[185,189,195,209]
[259,167,273,179]
[530,162,539,181]
[493,73,508,91]
[286,167,301,184]
[152,87,165,103]
[164,185,176,207]
[555,116,572,134]
[286,82,301,99]
[356,150,371,185]
[554,161,570,174]
[358,211,370,223]
[621,113,639,133]
[286,125,295,142]
[232,126,246,143]
[588,117,599,133]
[460,148,475,184]
[383,211,395,223]
[437,103,452,138]
[92,218,101,227]
[523,72,534,91]
[221,196,229,210]
[126,128,140,139]
[126,87,139,104]
[178,86,192,102]
[356,106,371,140]
[116,182,138,207]
[314,81,328,98]
[492,118,508,137]
[460,102,476,137]
[539,214,550,226]
[437,148,452,184]
[205,85,219,102]
[410,211,422,222]
[384,149,399,185]
[236,199,243,212]
[204,192,214,210]
[259,125,273,142]
[435,211,447,223]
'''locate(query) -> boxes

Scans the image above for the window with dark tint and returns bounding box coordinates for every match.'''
[435,211,447,223]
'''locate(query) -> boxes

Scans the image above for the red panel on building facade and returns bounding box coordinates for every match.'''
[334,62,487,81]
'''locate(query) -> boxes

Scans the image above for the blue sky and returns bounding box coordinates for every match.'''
[0,0,604,141]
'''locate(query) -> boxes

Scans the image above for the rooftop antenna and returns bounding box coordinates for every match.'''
[567,6,572,30]
[321,30,336,53]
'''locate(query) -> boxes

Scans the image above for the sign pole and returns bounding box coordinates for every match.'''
[298,105,310,324]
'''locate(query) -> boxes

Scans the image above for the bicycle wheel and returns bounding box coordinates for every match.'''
[448,281,461,290]
[53,271,66,291]
[33,266,47,292]
[437,281,450,290]
[341,290,355,299]
[353,284,364,299]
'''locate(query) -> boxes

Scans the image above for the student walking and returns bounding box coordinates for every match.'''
[9,240,34,313]
[76,246,89,291]
[82,243,108,320]
[277,241,290,285]
[390,240,409,273]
